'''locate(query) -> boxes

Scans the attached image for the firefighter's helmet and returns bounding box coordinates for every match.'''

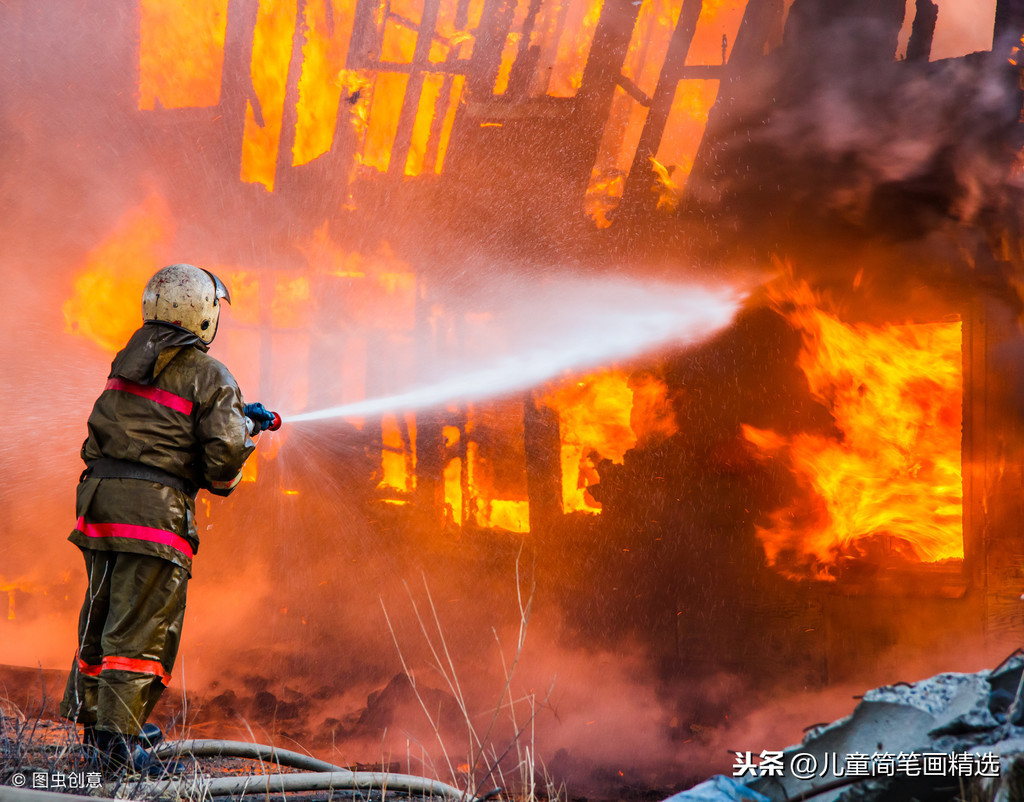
[142,263,231,345]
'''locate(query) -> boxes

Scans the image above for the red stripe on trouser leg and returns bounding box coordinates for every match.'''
[77,658,102,677]
[100,656,171,686]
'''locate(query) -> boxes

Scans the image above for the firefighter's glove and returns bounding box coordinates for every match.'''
[243,402,276,434]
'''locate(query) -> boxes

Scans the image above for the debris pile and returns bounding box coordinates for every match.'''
[668,653,1024,802]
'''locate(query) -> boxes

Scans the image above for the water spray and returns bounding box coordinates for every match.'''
[281,278,748,425]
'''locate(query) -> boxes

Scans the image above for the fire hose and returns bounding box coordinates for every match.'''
[141,739,485,800]
[150,738,347,772]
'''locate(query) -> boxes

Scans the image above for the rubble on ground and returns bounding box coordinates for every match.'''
[664,653,1024,802]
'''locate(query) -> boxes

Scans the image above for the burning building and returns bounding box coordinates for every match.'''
[3,0,1024,793]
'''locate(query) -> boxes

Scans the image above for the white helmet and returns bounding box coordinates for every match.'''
[142,264,231,345]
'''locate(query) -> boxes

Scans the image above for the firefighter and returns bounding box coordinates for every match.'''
[59,263,277,775]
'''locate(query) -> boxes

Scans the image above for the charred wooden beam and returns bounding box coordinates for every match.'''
[219,0,260,173]
[424,73,455,169]
[348,0,383,69]
[905,0,937,62]
[467,0,516,98]
[412,276,445,528]
[275,0,310,193]
[506,0,544,98]
[617,0,704,220]
[615,74,652,107]
[389,0,445,176]
[571,0,644,196]
[415,414,447,529]
[523,391,562,535]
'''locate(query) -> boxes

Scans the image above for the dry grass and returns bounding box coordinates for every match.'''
[381,556,566,802]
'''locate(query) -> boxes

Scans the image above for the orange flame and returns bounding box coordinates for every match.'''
[543,371,638,513]
[443,425,464,524]
[293,0,359,166]
[63,193,173,352]
[584,0,747,225]
[744,281,963,580]
[651,79,721,210]
[360,73,410,172]
[0,578,43,622]
[240,0,298,191]
[493,0,531,95]
[546,0,606,97]
[139,0,227,110]
[380,412,416,498]
[486,499,531,532]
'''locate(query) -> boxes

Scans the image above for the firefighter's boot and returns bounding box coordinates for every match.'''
[94,729,184,777]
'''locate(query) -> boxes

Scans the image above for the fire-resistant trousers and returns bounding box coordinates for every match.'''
[60,548,188,735]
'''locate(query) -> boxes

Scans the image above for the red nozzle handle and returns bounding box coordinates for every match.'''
[269,411,282,431]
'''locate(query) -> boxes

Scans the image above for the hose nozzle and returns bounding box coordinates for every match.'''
[245,409,283,435]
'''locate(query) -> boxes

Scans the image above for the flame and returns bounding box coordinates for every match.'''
[242,452,259,483]
[221,271,261,325]
[380,412,416,497]
[139,0,227,110]
[63,193,173,352]
[136,0,743,202]
[583,0,685,227]
[744,281,963,580]
[360,73,410,172]
[546,0,605,97]
[293,0,358,166]
[486,500,530,532]
[339,70,373,151]
[543,371,637,513]
[584,170,626,229]
[584,0,748,225]
[271,276,311,329]
[434,76,466,175]
[493,0,531,95]
[432,0,486,62]
[0,578,45,622]
[686,0,747,65]
[651,79,720,209]
[403,73,467,178]
[443,426,463,524]
[649,156,682,211]
[629,371,678,447]
[240,0,298,191]
[297,226,416,330]
[458,410,531,532]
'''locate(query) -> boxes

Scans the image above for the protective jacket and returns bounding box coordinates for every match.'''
[68,321,255,574]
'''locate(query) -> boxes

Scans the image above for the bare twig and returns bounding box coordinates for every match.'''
[380,552,557,801]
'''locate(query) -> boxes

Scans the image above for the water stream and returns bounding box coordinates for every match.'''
[284,278,746,422]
